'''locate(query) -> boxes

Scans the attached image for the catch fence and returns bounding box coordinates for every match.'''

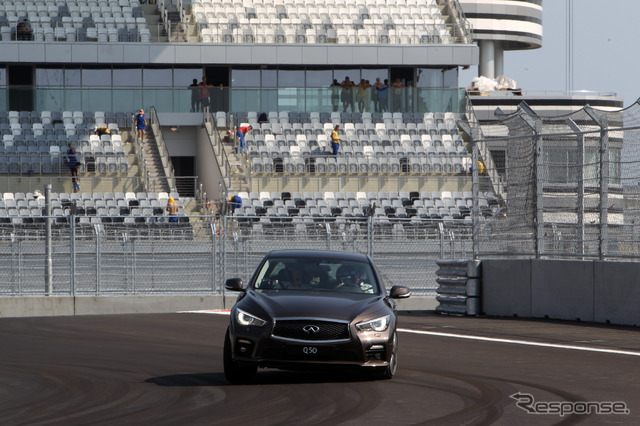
[0,215,471,296]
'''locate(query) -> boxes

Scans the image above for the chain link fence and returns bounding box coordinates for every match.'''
[0,216,470,297]
[470,101,640,260]
[4,102,640,297]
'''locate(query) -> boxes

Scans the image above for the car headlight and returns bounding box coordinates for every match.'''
[356,315,390,332]
[236,308,267,327]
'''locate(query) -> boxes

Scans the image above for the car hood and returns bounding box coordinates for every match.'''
[247,290,386,321]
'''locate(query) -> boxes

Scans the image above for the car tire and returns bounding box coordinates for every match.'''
[223,328,257,384]
[376,331,398,380]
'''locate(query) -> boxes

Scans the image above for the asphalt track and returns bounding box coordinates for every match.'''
[1,312,638,425]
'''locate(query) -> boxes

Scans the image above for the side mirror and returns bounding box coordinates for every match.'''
[225,278,244,292]
[389,285,411,299]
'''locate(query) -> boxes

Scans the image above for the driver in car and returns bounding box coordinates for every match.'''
[334,265,364,292]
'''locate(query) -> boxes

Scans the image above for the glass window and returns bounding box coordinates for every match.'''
[36,68,64,86]
[174,68,203,87]
[278,70,304,87]
[334,69,360,84]
[306,69,333,87]
[113,68,142,87]
[261,69,277,87]
[231,69,260,87]
[143,68,172,87]
[65,68,81,86]
[0,68,6,86]
[443,68,458,88]
[361,68,387,85]
[416,68,442,88]
[82,68,111,87]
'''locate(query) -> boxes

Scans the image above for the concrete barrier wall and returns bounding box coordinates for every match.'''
[0,295,436,318]
[594,261,640,326]
[482,259,640,326]
[481,259,531,317]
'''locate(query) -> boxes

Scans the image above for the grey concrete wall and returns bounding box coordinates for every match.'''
[531,260,594,322]
[594,261,640,326]
[482,259,640,326]
[0,295,436,318]
[481,258,531,317]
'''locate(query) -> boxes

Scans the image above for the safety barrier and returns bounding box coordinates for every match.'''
[435,259,481,315]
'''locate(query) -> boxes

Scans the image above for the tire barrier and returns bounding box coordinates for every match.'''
[435,259,481,315]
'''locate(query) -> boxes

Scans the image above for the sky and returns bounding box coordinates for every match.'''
[459,0,640,107]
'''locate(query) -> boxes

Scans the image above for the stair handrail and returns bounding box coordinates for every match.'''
[148,107,178,194]
[206,110,232,191]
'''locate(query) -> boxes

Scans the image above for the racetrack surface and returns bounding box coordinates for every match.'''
[1,312,638,425]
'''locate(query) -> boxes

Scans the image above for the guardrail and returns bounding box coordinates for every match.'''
[148,107,177,194]
[435,259,481,315]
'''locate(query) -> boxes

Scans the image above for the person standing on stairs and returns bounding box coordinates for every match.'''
[135,108,147,144]
[235,125,252,154]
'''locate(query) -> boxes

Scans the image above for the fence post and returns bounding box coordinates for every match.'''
[367,215,373,257]
[472,142,479,259]
[211,222,217,292]
[222,215,227,285]
[535,131,544,258]
[70,201,76,297]
[44,184,53,295]
[95,225,101,294]
[566,118,585,256]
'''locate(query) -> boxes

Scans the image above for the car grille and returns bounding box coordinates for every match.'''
[273,320,350,341]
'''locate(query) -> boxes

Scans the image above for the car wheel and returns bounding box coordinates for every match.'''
[377,331,398,380]
[223,328,257,384]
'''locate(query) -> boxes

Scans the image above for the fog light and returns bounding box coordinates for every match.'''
[235,338,255,356]
[365,344,386,361]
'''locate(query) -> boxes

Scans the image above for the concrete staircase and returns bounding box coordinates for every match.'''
[138,132,171,194]
[219,130,251,194]
[140,4,167,43]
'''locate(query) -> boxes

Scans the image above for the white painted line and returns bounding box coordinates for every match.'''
[179,309,230,315]
[398,328,640,358]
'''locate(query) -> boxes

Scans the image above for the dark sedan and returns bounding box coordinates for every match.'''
[223,250,410,383]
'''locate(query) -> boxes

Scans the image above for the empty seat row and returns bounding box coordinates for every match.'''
[250,154,470,175]
[0,152,129,175]
[1,110,128,127]
[222,110,463,126]
[193,0,452,45]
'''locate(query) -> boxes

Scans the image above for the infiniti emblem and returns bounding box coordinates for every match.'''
[302,325,320,334]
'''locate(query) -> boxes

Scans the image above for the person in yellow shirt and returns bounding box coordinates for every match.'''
[331,125,341,156]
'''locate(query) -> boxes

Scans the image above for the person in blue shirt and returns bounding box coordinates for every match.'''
[135,108,147,144]
[229,194,242,214]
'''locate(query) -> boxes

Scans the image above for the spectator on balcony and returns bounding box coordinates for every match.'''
[135,109,147,144]
[331,125,341,156]
[235,125,252,154]
[166,197,179,223]
[373,78,387,112]
[391,78,405,112]
[329,79,341,112]
[189,78,200,112]
[17,18,33,41]
[356,79,369,112]
[199,76,211,113]
[340,76,355,112]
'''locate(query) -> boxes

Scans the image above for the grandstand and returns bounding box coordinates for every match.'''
[1,0,622,239]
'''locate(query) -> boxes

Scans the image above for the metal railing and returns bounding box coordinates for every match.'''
[148,107,178,194]
[0,214,472,297]
[1,86,468,116]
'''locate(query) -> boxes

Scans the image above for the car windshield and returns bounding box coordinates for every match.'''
[253,257,380,295]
